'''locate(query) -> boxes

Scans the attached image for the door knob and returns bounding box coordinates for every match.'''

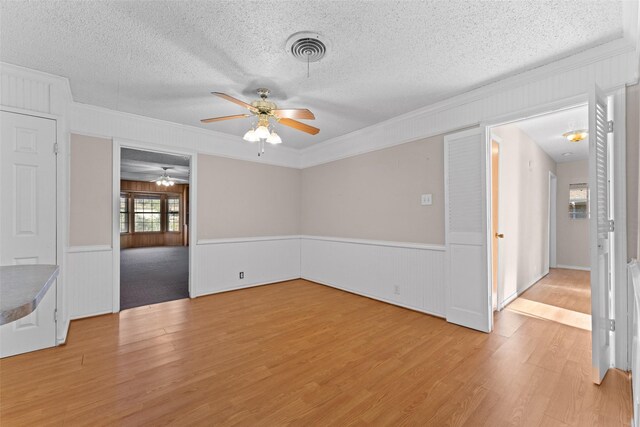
[495,233,504,238]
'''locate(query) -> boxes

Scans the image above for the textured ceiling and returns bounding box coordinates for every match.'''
[121,148,190,183]
[0,1,625,149]
[502,105,589,163]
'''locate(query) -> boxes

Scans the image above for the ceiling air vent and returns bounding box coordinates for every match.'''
[286,32,328,63]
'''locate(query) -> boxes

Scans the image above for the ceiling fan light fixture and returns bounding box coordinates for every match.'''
[562,129,588,142]
[155,167,176,186]
[255,125,270,139]
[243,128,259,142]
[267,130,282,144]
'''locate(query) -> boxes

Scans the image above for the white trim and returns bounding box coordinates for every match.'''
[612,86,629,370]
[69,310,113,321]
[112,140,121,312]
[57,318,70,345]
[66,245,112,253]
[303,277,445,319]
[70,103,302,169]
[197,235,301,245]
[196,235,446,251]
[300,235,446,251]
[195,277,300,298]
[502,291,519,308]
[556,264,591,271]
[112,137,198,308]
[502,271,550,309]
[549,171,558,269]
[0,106,59,120]
[300,40,637,168]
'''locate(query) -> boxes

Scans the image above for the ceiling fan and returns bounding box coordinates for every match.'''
[151,167,176,187]
[201,88,319,149]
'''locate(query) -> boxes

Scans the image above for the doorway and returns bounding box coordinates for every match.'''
[118,147,191,310]
[489,105,592,330]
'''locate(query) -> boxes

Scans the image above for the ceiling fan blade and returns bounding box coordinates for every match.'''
[201,114,251,123]
[278,118,320,135]
[211,92,258,113]
[272,109,315,120]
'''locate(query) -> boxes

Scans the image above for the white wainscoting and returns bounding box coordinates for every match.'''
[300,236,446,317]
[66,246,113,319]
[195,236,301,296]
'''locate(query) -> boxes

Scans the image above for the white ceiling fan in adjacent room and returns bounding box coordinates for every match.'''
[152,167,176,187]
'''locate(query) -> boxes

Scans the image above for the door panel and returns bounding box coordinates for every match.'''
[1,111,57,265]
[0,279,56,357]
[589,85,612,384]
[0,111,57,357]
[445,128,491,332]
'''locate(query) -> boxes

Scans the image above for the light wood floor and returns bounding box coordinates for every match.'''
[0,279,631,426]
[506,268,592,331]
[518,268,591,315]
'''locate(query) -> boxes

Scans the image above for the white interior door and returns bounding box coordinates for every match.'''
[445,128,491,332]
[589,85,612,384]
[0,111,57,357]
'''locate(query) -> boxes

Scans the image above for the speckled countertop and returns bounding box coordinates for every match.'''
[1,265,59,325]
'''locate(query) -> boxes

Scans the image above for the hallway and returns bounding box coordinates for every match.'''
[506,268,591,331]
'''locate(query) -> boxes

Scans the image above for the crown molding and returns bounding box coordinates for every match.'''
[70,101,302,168]
[300,38,637,168]
[3,34,637,170]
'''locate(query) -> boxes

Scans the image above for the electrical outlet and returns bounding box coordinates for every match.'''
[394,285,400,295]
[239,272,244,279]
[421,194,432,206]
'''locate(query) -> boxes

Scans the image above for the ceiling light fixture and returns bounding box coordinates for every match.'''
[562,152,573,157]
[201,88,320,156]
[562,129,588,142]
[155,167,175,186]
[241,91,288,155]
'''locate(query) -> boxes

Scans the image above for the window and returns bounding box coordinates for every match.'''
[134,196,162,232]
[569,183,589,219]
[167,197,180,232]
[120,195,129,233]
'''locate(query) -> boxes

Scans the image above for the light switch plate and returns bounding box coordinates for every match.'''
[421,194,432,206]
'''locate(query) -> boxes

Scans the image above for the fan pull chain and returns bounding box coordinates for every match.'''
[307,51,310,78]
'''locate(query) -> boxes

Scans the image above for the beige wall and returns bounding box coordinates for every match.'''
[627,84,639,261]
[556,160,590,268]
[493,125,557,300]
[300,135,445,244]
[197,154,300,239]
[69,134,113,246]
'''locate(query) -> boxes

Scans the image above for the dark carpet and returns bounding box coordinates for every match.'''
[120,246,189,310]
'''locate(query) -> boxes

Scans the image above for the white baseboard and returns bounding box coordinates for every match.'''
[303,276,445,319]
[56,317,70,345]
[194,276,299,298]
[556,264,591,271]
[500,271,548,309]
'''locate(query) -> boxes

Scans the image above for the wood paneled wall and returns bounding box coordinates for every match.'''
[120,180,189,249]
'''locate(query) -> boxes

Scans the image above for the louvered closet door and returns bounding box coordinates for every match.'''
[444,128,491,333]
[589,84,612,384]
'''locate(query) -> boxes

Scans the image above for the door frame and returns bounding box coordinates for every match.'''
[482,89,628,371]
[112,138,198,312]
[548,171,557,270]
